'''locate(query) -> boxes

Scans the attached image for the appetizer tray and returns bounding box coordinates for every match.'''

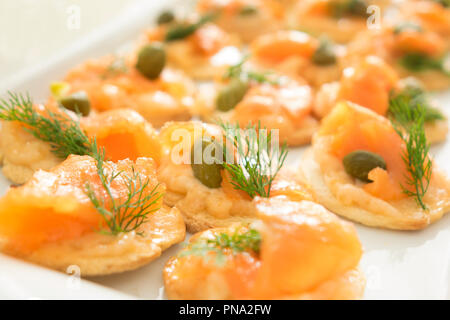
[0,0,449,300]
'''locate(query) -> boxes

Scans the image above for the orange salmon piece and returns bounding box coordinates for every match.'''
[395,30,446,57]
[197,0,247,15]
[220,170,252,200]
[406,2,450,35]
[364,167,405,201]
[81,109,161,164]
[338,56,398,115]
[265,0,285,19]
[232,81,313,127]
[251,30,319,63]
[225,252,261,299]
[303,0,331,15]
[230,197,362,299]
[320,102,408,200]
[198,0,283,18]
[0,155,163,253]
[270,177,315,202]
[165,197,363,299]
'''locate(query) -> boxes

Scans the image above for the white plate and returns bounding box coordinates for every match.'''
[0,0,449,300]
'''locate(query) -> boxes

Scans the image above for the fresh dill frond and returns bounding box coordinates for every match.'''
[246,71,280,85]
[389,95,433,210]
[224,57,280,85]
[180,228,261,265]
[388,87,445,123]
[165,13,216,42]
[0,92,96,159]
[85,150,163,236]
[224,58,247,79]
[220,122,288,198]
[423,106,446,122]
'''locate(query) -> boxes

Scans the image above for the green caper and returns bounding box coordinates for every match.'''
[239,6,258,16]
[191,138,223,188]
[312,39,336,66]
[157,10,175,25]
[136,43,166,80]
[347,0,368,17]
[58,91,91,116]
[216,79,249,112]
[165,14,215,42]
[343,150,387,182]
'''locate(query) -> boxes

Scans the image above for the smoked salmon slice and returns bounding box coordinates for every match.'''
[0,155,163,254]
[319,101,408,200]
[394,30,446,57]
[338,56,398,116]
[163,196,364,300]
[251,30,319,63]
[246,197,363,299]
[228,78,318,146]
[81,109,161,164]
[196,0,284,43]
[400,1,450,37]
[232,80,313,125]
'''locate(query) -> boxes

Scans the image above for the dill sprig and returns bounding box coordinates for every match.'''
[388,86,445,123]
[0,92,162,235]
[224,57,280,85]
[0,92,96,159]
[165,13,216,42]
[85,150,163,236]
[220,122,288,198]
[389,95,433,210]
[180,228,261,265]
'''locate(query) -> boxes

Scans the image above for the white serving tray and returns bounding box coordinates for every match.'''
[0,0,449,300]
